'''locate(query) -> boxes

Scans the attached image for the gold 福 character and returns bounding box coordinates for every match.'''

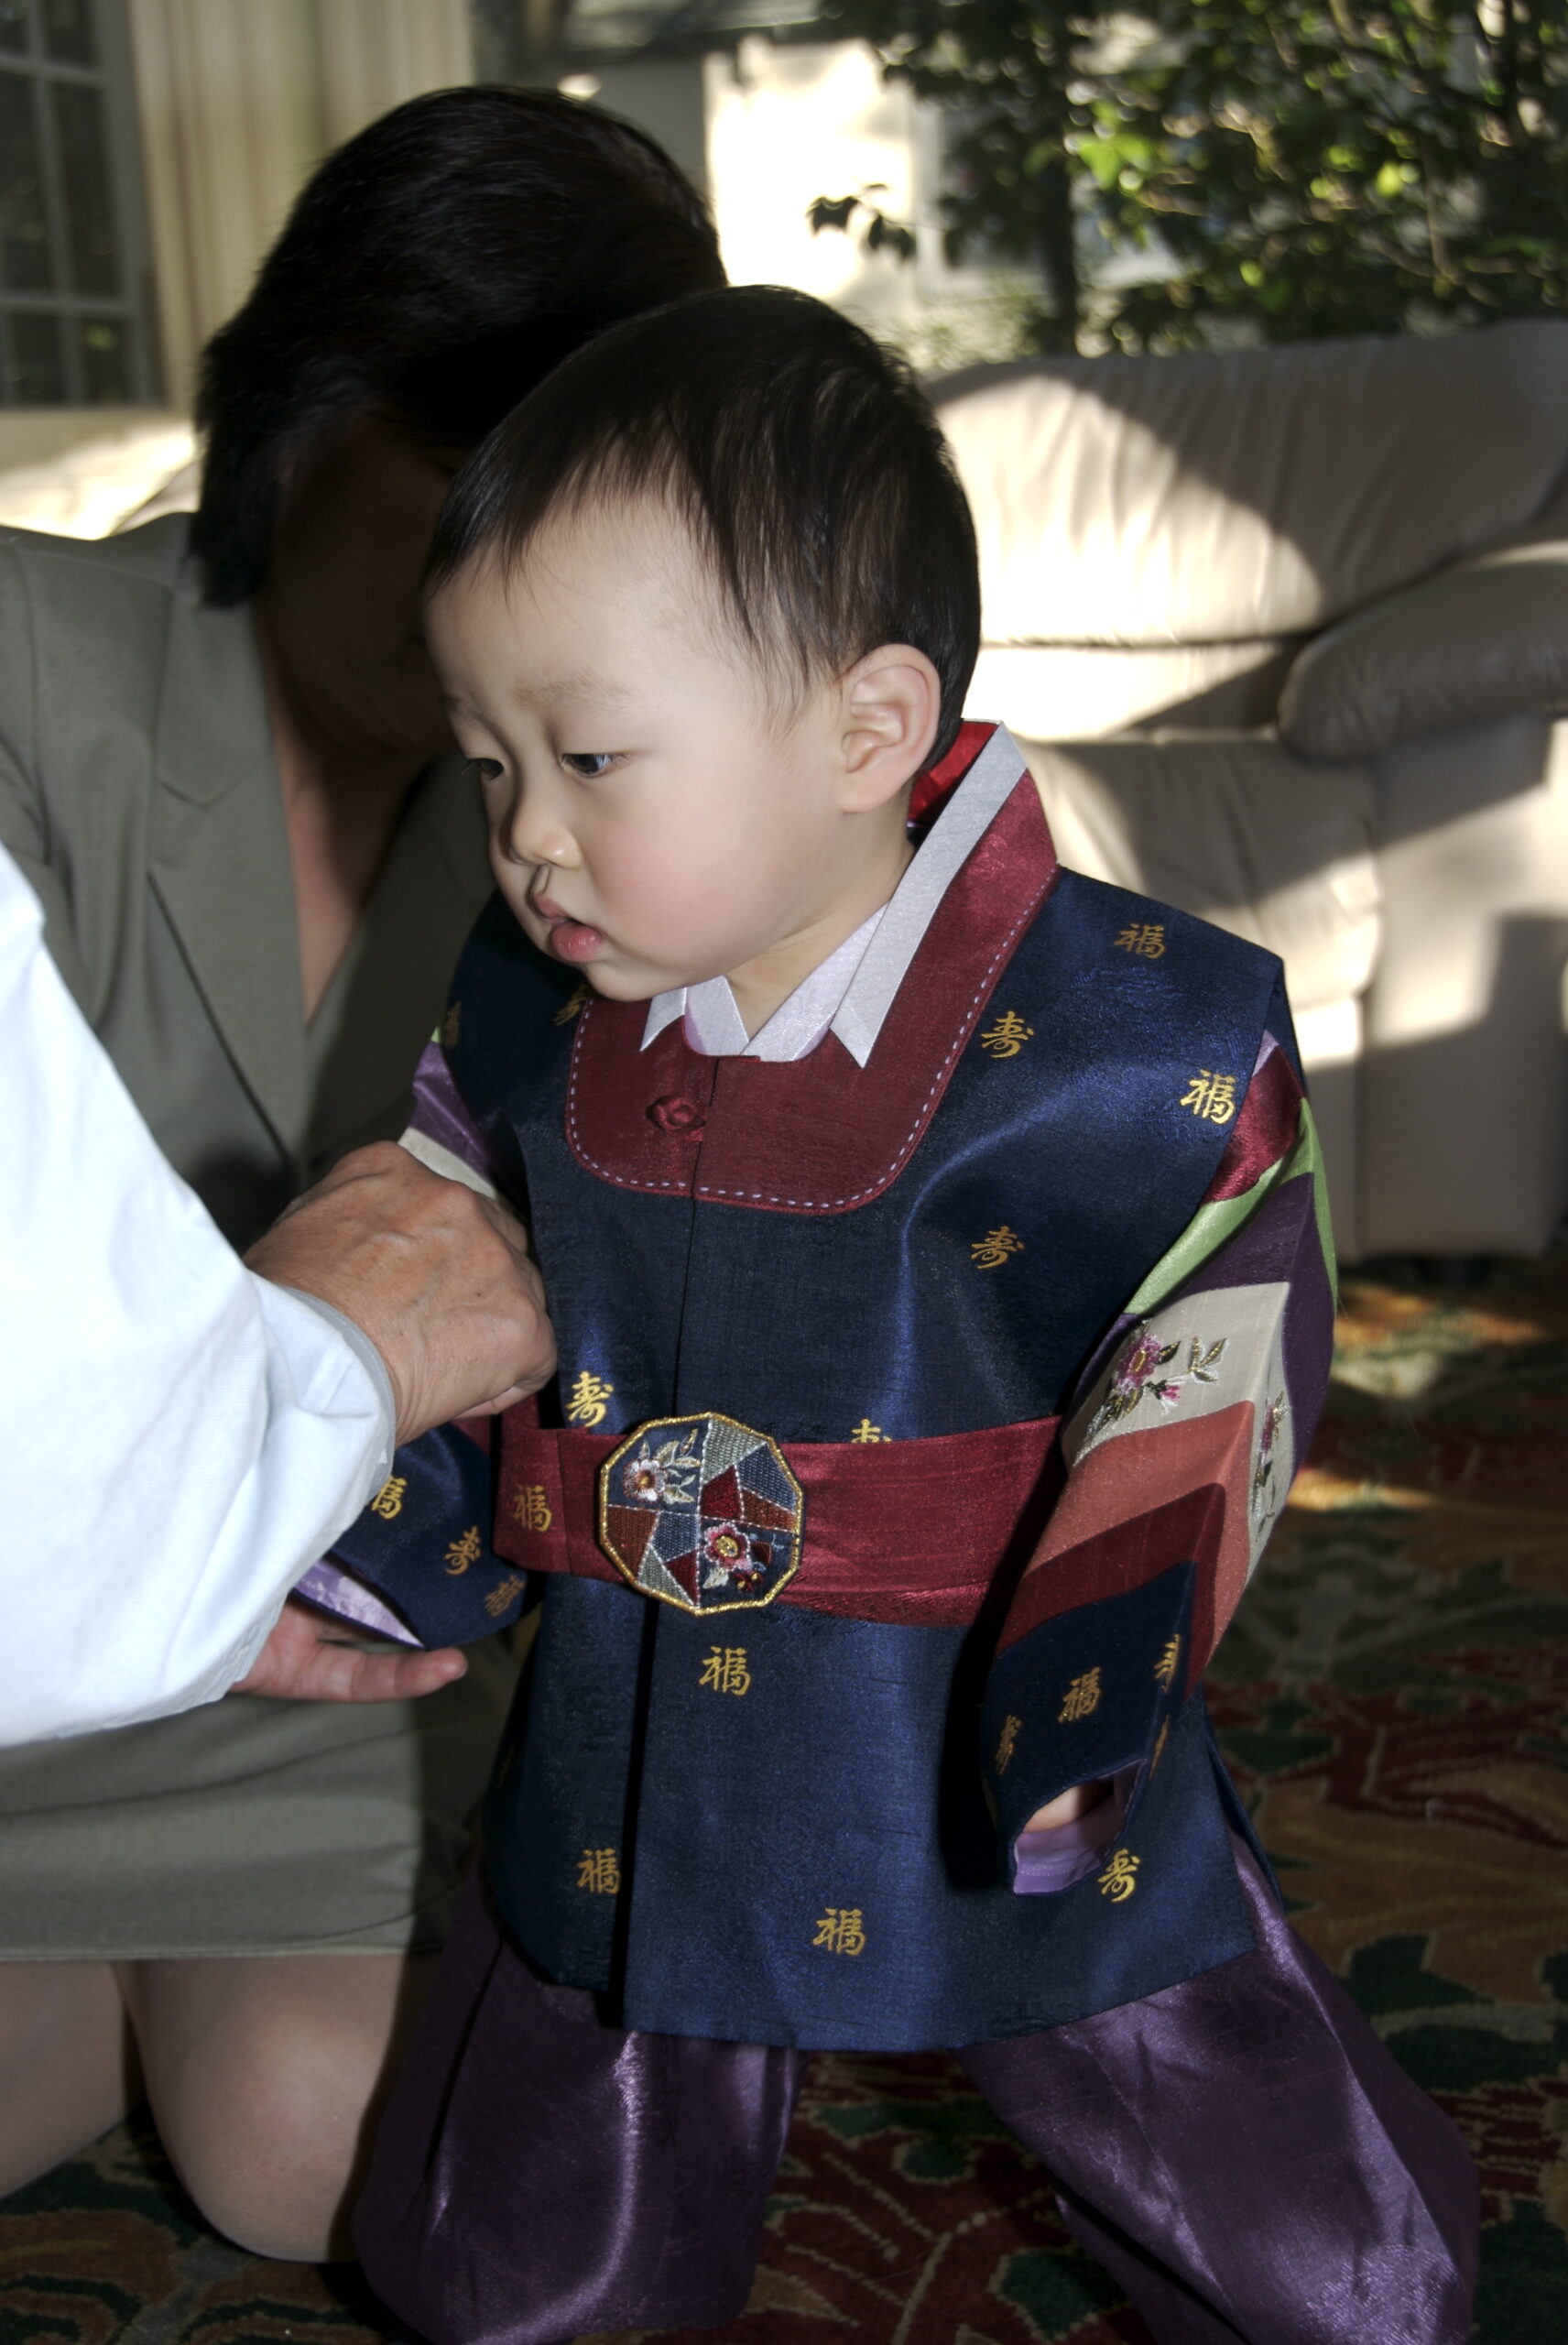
[812,1907,867,1956]
[1058,1667,1103,1723]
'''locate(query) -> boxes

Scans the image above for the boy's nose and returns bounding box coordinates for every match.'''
[502,795,575,871]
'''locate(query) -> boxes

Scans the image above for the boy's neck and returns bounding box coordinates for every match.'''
[722,827,915,1038]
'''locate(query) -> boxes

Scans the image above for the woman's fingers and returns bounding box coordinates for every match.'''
[234,1596,468,1703]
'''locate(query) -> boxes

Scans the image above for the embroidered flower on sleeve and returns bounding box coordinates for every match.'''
[1086,1328,1228,1442]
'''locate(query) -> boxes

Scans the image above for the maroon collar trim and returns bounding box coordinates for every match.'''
[564,736,1059,1216]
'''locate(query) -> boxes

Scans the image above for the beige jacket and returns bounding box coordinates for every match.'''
[0,515,492,1246]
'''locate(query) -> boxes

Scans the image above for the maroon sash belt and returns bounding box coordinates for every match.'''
[495,1408,1063,1630]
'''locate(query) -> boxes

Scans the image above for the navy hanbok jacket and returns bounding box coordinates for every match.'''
[325,723,1336,2050]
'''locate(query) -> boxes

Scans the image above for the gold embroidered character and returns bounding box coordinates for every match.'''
[566,1370,615,1428]
[850,1418,889,1443]
[812,1907,867,1956]
[1150,1718,1171,1774]
[1181,1070,1238,1126]
[554,982,591,1025]
[699,1645,752,1696]
[369,1475,407,1522]
[1098,1849,1141,1902]
[444,1523,483,1576]
[971,1225,1025,1270]
[995,1714,1022,1773]
[511,1483,553,1533]
[484,1574,526,1618]
[577,1848,621,1894]
[1155,1636,1181,1689]
[980,1009,1035,1059]
[1058,1667,1103,1723]
[1116,922,1166,959]
[441,1002,462,1049]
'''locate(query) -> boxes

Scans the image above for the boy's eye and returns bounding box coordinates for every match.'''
[469,758,504,784]
[561,751,616,780]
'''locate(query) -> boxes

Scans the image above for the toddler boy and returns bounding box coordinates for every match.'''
[329,286,1476,2344]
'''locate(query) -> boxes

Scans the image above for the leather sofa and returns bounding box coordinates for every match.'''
[934,320,1568,1262]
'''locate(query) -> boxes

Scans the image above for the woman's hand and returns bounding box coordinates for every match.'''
[1022,1780,1109,1834]
[233,1596,468,1703]
[245,1143,557,1442]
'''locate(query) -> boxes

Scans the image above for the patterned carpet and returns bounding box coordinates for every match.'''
[4,1250,1564,2345]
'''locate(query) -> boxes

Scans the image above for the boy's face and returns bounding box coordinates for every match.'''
[426,497,912,1009]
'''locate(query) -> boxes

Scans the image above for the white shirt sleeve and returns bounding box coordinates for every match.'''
[0,844,395,1746]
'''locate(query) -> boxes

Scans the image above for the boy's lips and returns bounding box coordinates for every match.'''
[547,920,604,965]
[532,893,604,964]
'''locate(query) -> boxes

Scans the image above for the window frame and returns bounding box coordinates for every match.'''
[0,0,161,409]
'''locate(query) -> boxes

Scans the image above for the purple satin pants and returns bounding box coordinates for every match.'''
[354,1847,1477,2345]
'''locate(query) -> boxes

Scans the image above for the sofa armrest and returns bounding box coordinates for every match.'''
[1279,542,1568,761]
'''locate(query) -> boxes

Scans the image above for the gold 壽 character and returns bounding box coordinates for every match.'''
[996,1713,1022,1773]
[699,1645,752,1696]
[369,1475,407,1522]
[1098,1849,1141,1902]
[511,1483,553,1533]
[554,982,591,1025]
[484,1574,526,1619]
[1116,922,1166,959]
[850,1418,889,1443]
[1154,1636,1181,1689]
[971,1225,1024,1271]
[444,1524,483,1576]
[577,1848,621,1894]
[1059,1667,1103,1723]
[1181,1070,1238,1126]
[980,1009,1035,1058]
[566,1371,615,1428]
[812,1907,867,1956]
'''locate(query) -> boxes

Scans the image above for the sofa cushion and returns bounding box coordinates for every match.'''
[969,640,1297,741]
[1279,542,1568,760]
[1013,735,1380,1015]
[934,320,1568,648]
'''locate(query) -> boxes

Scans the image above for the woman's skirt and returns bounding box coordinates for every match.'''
[0,1637,517,1958]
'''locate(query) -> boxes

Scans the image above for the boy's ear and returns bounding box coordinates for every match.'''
[837,645,942,811]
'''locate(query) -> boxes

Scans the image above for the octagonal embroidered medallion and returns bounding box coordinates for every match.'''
[596,1412,804,1614]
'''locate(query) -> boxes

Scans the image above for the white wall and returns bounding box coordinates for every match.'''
[704,38,920,319]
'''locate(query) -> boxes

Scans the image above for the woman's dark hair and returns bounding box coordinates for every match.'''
[191,86,724,605]
[429,285,982,759]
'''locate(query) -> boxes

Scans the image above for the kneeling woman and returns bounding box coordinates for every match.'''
[0,85,721,2261]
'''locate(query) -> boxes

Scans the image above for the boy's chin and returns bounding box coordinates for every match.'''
[574,964,665,1005]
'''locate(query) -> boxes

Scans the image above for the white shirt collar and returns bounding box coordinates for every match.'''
[640,723,1025,1067]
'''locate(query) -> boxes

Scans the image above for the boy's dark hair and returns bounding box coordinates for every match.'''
[428,285,981,759]
[191,86,724,605]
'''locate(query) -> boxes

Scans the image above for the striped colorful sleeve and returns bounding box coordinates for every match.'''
[1003,1025,1336,1674]
[976,1020,1337,1869]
